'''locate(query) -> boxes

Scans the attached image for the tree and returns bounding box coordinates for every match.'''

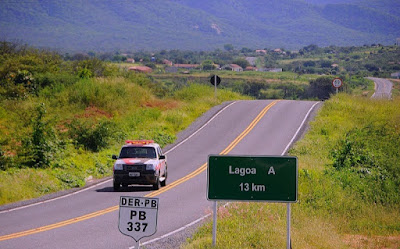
[320,60,332,68]
[232,58,250,69]
[224,44,234,52]
[201,60,215,71]
[307,76,336,100]
[240,47,253,53]
[303,61,316,67]
[23,103,56,168]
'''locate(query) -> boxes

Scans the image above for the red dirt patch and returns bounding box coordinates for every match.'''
[74,106,113,119]
[141,99,181,110]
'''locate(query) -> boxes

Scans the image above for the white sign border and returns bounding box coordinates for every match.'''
[118,196,159,242]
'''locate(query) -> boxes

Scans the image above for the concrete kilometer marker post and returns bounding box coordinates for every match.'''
[207,155,298,249]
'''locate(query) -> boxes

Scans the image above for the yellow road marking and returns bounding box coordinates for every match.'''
[0,100,279,242]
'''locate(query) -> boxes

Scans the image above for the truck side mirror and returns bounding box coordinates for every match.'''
[159,155,166,160]
[112,155,118,160]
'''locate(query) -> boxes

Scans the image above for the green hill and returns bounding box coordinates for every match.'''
[0,0,399,51]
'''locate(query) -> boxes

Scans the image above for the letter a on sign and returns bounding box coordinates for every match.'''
[268,167,276,175]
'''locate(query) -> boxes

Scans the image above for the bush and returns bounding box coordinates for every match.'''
[22,103,59,168]
[35,72,78,89]
[0,146,10,170]
[73,58,107,78]
[68,119,118,152]
[329,123,400,205]
[307,76,336,100]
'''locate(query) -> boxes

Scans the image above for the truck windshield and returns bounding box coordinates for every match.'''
[119,147,156,159]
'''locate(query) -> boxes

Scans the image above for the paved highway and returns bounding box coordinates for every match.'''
[368,77,393,99]
[0,100,319,249]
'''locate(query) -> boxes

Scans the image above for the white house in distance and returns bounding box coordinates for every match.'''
[391,72,400,79]
[221,64,243,72]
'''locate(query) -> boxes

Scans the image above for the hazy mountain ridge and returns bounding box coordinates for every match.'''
[0,0,399,51]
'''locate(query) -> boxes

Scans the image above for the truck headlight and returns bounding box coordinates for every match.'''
[146,164,156,171]
[114,164,123,170]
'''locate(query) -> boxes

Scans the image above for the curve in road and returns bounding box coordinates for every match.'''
[0,100,320,249]
[368,77,393,99]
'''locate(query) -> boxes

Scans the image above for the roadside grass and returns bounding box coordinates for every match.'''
[390,79,400,97]
[183,94,400,248]
[154,71,318,84]
[346,77,375,97]
[0,76,249,205]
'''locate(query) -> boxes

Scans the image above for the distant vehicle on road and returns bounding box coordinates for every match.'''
[112,140,167,191]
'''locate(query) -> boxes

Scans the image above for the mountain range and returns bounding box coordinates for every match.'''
[1,0,399,52]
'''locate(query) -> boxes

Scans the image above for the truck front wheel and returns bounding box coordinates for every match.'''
[113,180,120,191]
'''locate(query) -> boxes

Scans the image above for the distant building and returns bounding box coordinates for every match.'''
[126,58,135,63]
[245,57,257,66]
[221,64,243,72]
[128,66,152,73]
[255,49,267,54]
[245,66,257,71]
[396,38,400,46]
[391,72,400,79]
[162,59,173,66]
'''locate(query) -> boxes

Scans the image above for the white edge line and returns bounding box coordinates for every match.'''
[133,101,320,248]
[164,101,237,155]
[136,214,211,249]
[0,180,111,214]
[131,203,231,249]
[0,101,238,214]
[281,101,319,156]
[2,100,319,247]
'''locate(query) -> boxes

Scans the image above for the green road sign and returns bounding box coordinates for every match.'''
[207,155,298,202]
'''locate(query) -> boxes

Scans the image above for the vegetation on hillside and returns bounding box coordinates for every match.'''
[1,0,399,51]
[0,42,248,204]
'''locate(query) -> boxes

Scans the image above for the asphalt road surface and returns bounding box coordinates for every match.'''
[0,100,320,249]
[368,77,393,99]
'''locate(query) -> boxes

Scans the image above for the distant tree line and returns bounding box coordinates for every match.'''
[58,43,400,78]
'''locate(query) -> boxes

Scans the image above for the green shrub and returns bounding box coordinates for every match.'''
[22,103,59,168]
[73,58,107,78]
[0,146,10,170]
[329,123,400,205]
[307,76,336,100]
[35,72,78,89]
[68,119,118,152]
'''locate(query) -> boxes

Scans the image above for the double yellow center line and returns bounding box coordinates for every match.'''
[0,100,279,242]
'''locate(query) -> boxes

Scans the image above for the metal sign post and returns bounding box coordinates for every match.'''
[212,201,217,247]
[214,76,217,99]
[287,203,291,249]
[207,155,297,248]
[210,75,221,99]
[118,196,159,248]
